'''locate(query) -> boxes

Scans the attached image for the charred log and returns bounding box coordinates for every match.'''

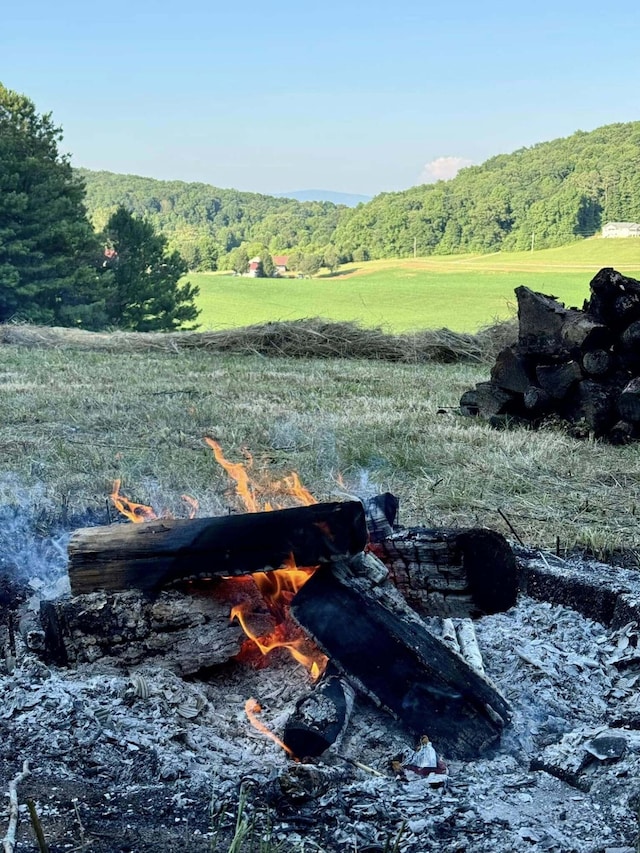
[585,268,640,330]
[535,361,582,399]
[516,286,568,356]
[291,552,511,759]
[617,378,640,423]
[490,347,533,394]
[372,527,517,618]
[581,349,613,377]
[67,501,368,595]
[283,664,355,759]
[39,588,243,675]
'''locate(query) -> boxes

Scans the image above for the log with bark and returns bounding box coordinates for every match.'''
[370,527,518,618]
[67,500,368,595]
[291,551,511,759]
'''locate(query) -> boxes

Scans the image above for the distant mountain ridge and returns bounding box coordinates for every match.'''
[273,190,371,207]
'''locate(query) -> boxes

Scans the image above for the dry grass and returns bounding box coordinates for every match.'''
[0,318,517,364]
[1,323,640,561]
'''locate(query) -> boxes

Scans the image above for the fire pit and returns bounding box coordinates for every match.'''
[3,447,640,851]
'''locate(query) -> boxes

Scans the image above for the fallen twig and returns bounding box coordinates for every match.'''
[3,761,30,853]
[26,801,48,853]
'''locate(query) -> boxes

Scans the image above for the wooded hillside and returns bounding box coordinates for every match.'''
[77,122,640,267]
[78,169,348,270]
[333,123,640,259]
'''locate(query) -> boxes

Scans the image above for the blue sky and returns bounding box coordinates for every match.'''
[2,0,639,196]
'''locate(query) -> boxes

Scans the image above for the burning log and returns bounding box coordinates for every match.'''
[67,501,368,595]
[282,664,355,758]
[291,552,511,759]
[371,526,518,618]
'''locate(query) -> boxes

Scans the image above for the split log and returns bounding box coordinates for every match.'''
[371,527,517,618]
[291,552,511,759]
[560,312,611,354]
[516,286,568,355]
[283,664,355,758]
[617,378,640,423]
[490,347,533,394]
[535,361,582,399]
[585,268,640,330]
[473,382,521,417]
[581,349,612,377]
[523,385,551,414]
[40,588,244,674]
[67,501,368,594]
[565,379,615,435]
[459,388,480,417]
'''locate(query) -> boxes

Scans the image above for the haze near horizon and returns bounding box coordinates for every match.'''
[2,0,639,197]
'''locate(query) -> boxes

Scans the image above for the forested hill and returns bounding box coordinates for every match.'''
[78,122,640,267]
[77,169,349,270]
[332,122,640,259]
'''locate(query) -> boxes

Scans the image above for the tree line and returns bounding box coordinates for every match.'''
[0,83,199,331]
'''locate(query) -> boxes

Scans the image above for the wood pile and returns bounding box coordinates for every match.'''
[460,268,640,441]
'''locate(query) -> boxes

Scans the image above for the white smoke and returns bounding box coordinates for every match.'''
[418,156,474,184]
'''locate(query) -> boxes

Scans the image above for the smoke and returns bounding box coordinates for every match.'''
[418,156,474,184]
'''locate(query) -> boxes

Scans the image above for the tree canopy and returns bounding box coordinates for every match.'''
[0,83,108,327]
[103,207,200,331]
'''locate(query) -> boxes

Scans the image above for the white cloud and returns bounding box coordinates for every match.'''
[418,156,474,184]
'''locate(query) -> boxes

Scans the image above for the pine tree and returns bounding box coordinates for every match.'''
[103,207,200,331]
[0,83,108,327]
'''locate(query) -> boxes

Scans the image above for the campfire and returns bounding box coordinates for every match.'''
[36,441,519,763]
[7,442,640,850]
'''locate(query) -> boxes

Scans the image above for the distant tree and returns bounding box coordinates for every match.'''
[261,251,275,277]
[0,82,109,328]
[286,249,304,271]
[103,207,200,331]
[227,246,250,274]
[199,237,218,271]
[323,246,341,273]
[298,253,323,277]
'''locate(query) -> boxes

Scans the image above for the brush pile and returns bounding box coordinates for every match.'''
[460,268,640,442]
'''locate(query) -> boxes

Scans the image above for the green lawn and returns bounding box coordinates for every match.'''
[189,239,640,333]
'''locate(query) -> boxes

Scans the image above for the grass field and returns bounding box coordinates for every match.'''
[190,238,640,333]
[3,335,640,559]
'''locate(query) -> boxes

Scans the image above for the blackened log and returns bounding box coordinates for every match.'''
[459,388,480,417]
[617,378,640,423]
[560,313,612,354]
[490,347,532,394]
[620,320,640,371]
[585,268,640,330]
[535,361,582,399]
[363,493,399,543]
[283,664,355,758]
[610,420,637,445]
[565,379,615,435]
[581,349,612,377]
[523,385,551,414]
[516,286,568,355]
[473,382,521,417]
[373,527,517,618]
[68,501,368,594]
[291,553,511,759]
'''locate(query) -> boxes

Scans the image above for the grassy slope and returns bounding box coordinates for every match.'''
[190,239,640,333]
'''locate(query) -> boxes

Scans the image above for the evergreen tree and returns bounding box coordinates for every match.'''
[0,83,108,327]
[103,207,200,331]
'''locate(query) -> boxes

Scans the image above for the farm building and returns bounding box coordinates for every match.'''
[602,222,640,238]
[273,255,289,274]
[247,257,262,277]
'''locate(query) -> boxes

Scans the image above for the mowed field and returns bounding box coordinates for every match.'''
[189,239,640,333]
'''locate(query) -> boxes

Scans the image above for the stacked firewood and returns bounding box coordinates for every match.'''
[460,268,640,442]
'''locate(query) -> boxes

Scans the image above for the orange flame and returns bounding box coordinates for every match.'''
[110,481,198,523]
[244,698,296,758]
[110,479,157,523]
